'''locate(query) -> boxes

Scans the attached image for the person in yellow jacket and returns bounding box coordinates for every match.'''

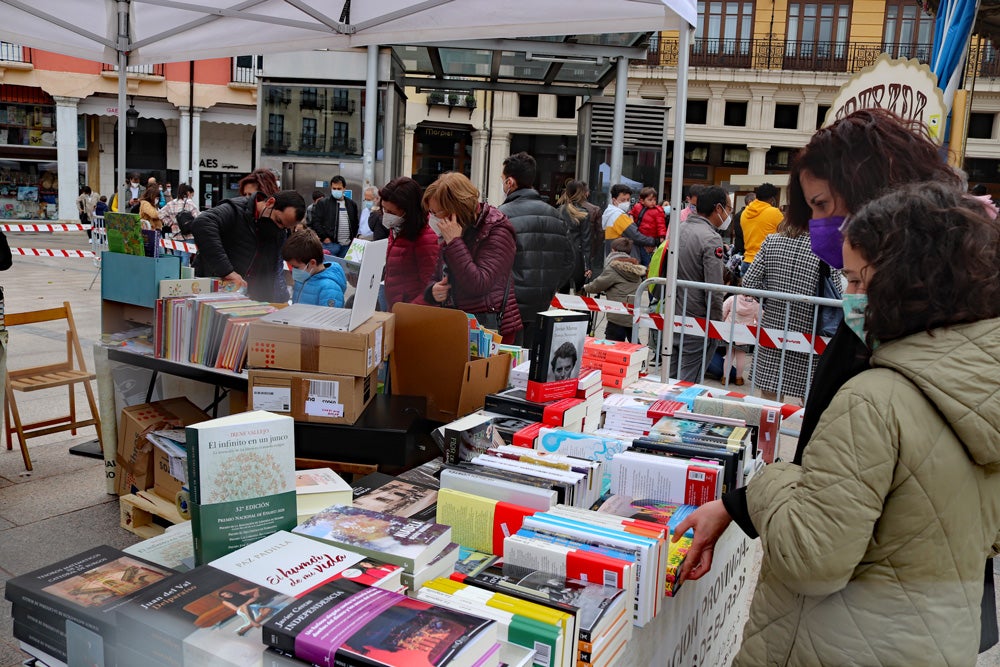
[738,182,782,273]
[603,185,656,261]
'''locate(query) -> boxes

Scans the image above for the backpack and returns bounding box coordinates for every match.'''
[175,201,195,235]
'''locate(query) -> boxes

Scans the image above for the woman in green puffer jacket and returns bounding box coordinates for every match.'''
[734,182,1000,666]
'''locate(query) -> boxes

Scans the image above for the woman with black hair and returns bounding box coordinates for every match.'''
[380,177,440,308]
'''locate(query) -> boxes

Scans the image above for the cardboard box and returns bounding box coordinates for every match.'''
[390,304,510,423]
[248,368,378,425]
[116,398,209,496]
[246,313,394,377]
[153,446,185,501]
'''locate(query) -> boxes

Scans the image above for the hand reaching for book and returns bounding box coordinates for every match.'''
[672,499,732,581]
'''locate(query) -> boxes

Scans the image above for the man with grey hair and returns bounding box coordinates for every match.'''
[358,185,379,240]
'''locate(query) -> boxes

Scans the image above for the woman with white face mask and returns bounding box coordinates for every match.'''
[379,177,440,309]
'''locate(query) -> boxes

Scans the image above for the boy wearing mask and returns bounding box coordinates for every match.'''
[281,229,347,307]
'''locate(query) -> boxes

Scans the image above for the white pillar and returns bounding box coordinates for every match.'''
[362,44,378,189]
[190,107,202,201]
[54,96,80,222]
[488,133,512,205]
[748,145,770,175]
[401,125,416,178]
[178,107,191,186]
[609,56,629,185]
[470,129,489,194]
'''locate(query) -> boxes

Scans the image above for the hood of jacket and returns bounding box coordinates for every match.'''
[609,256,647,280]
[741,199,780,222]
[871,317,1000,465]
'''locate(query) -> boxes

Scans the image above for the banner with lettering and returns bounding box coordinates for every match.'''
[824,53,947,143]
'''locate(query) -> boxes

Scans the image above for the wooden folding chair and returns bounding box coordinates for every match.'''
[4,301,103,471]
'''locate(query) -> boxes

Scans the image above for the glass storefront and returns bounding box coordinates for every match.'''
[412,125,471,189]
[0,159,86,220]
[0,101,56,148]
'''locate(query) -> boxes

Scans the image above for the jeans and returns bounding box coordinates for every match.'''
[323,242,348,258]
[603,321,632,342]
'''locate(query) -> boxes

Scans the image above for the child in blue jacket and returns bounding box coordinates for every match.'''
[281,230,346,307]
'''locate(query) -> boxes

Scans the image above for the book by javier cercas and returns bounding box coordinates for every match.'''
[187,410,297,566]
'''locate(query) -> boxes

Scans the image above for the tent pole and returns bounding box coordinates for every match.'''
[660,24,693,383]
[363,44,378,189]
[609,56,628,185]
[116,0,129,211]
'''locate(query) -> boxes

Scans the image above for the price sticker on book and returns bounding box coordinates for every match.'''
[305,380,344,417]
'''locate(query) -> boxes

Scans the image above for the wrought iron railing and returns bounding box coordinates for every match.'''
[263,131,291,152]
[645,37,999,77]
[102,62,164,76]
[0,42,31,63]
[298,134,325,152]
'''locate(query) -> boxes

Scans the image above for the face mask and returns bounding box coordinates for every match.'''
[618,201,631,213]
[719,213,732,231]
[331,189,344,200]
[383,212,404,232]
[363,200,374,210]
[291,268,312,284]
[427,214,443,236]
[809,216,847,269]
[663,205,671,217]
[841,292,872,346]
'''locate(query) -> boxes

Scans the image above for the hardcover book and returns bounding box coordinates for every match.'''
[186,410,297,565]
[529,310,589,384]
[3,545,175,659]
[115,566,294,667]
[351,472,439,522]
[262,579,498,667]
[294,504,453,572]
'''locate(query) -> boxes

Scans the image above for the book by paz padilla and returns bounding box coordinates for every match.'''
[187,410,296,565]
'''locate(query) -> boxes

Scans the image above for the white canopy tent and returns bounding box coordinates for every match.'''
[1,0,697,372]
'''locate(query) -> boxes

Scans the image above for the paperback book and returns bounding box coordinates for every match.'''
[187,410,297,565]
[262,578,498,667]
[529,310,589,384]
[351,472,439,522]
[436,487,539,555]
[295,468,353,523]
[294,504,453,572]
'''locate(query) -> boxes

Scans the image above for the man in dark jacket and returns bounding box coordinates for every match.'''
[498,152,575,349]
[192,190,305,302]
[309,175,358,257]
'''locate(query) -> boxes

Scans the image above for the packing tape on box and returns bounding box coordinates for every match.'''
[301,327,320,372]
[175,489,191,519]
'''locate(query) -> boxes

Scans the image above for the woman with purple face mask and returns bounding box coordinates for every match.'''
[668,108,1000,649]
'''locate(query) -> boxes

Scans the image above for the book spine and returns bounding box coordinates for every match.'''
[444,426,461,465]
[484,395,546,421]
[4,583,104,636]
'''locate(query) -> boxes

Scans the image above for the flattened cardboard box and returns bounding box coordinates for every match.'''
[246,312,394,377]
[116,397,209,496]
[248,368,378,425]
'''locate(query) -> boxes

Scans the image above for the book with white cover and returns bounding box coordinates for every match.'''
[294,467,352,521]
[440,467,557,512]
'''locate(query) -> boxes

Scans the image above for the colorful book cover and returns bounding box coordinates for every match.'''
[104,211,145,256]
[186,410,297,565]
[649,415,750,448]
[208,530,368,598]
[294,504,453,572]
[262,579,497,667]
[436,488,538,556]
[3,546,175,658]
[115,566,294,667]
[351,472,439,522]
[441,412,499,465]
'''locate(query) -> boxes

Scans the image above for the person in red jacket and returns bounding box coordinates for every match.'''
[379,177,440,308]
[423,172,523,344]
[629,187,667,265]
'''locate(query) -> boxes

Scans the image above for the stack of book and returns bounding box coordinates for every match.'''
[581,338,647,391]
[293,504,459,594]
[502,505,668,628]
[113,531,406,666]
[451,562,630,667]
[154,291,276,372]
[534,429,631,497]
[484,388,586,434]
[4,545,177,665]
[575,368,604,432]
[601,394,682,436]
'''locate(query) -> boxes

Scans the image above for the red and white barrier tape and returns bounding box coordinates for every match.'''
[159,238,198,253]
[1,223,91,232]
[551,293,830,355]
[12,248,96,258]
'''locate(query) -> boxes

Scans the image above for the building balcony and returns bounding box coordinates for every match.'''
[0,42,31,64]
[330,137,358,153]
[298,134,326,152]
[232,56,262,84]
[264,131,291,152]
[331,99,357,114]
[101,62,165,76]
[645,37,1000,78]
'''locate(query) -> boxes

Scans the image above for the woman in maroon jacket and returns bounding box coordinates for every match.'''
[423,172,523,344]
[379,177,440,307]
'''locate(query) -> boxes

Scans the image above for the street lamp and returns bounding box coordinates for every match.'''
[126,98,139,133]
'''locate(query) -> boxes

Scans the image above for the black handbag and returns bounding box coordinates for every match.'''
[815,261,843,337]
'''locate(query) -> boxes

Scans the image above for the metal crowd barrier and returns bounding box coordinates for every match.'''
[633,277,843,404]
